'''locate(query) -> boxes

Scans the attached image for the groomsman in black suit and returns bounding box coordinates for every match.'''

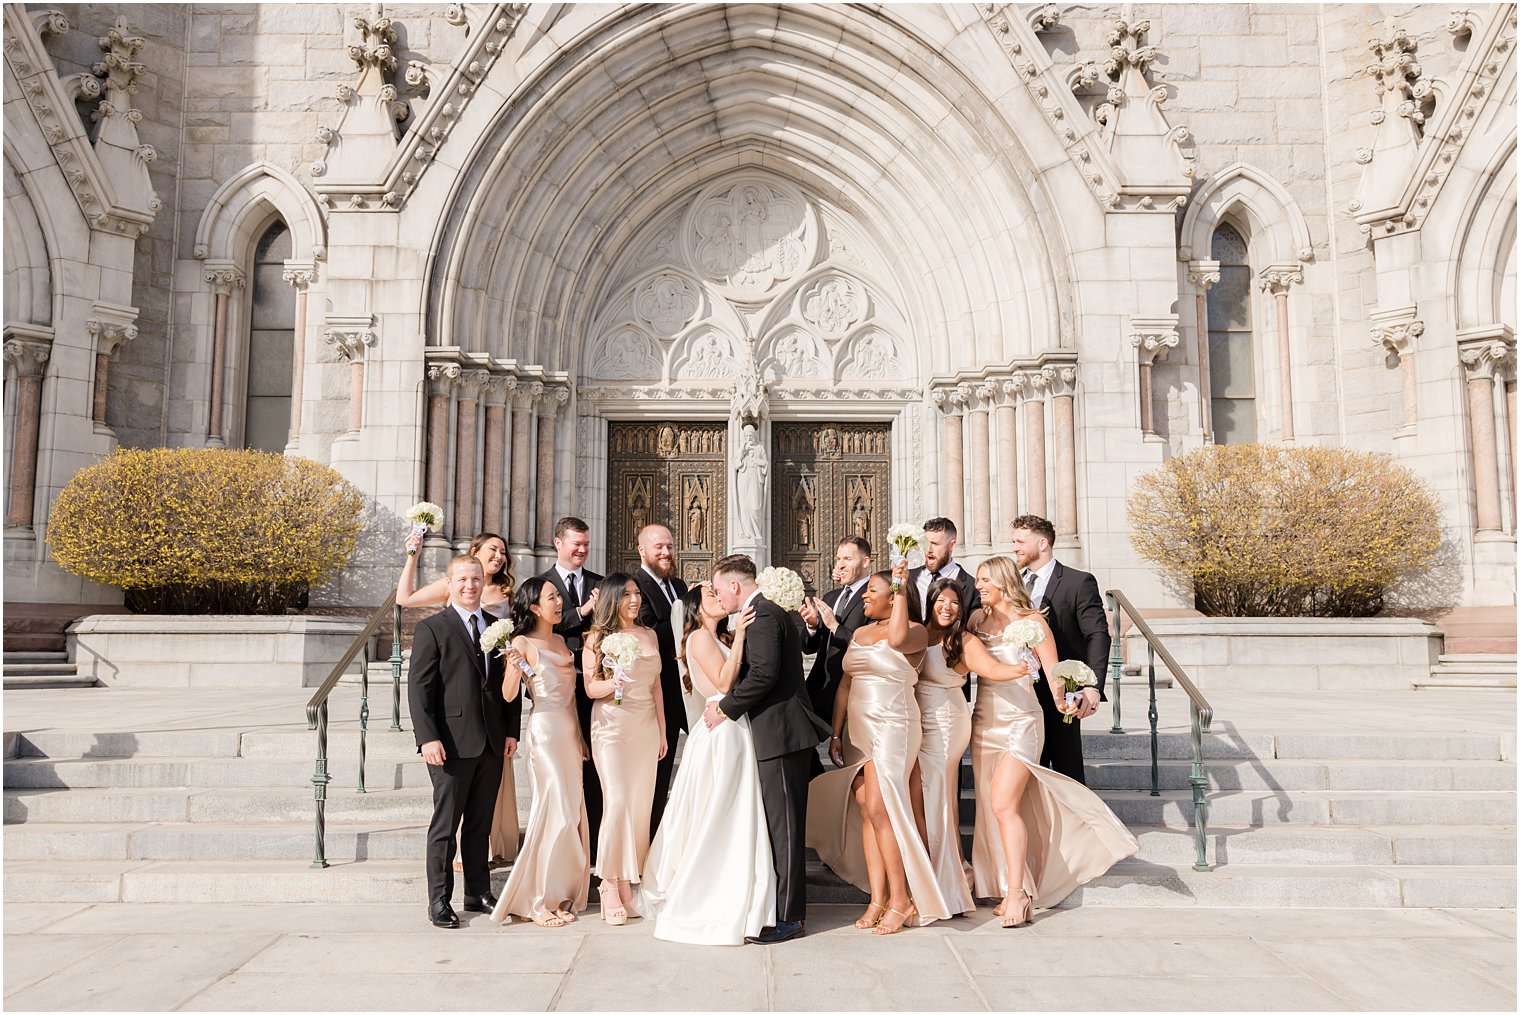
[799,535,873,727]
[632,523,688,833]
[538,516,604,858]
[1011,513,1111,785]
[409,554,521,928]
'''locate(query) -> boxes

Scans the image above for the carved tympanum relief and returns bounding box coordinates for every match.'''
[582,173,912,390]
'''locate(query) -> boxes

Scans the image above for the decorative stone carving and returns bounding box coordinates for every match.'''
[732,422,769,546]
[323,317,377,360]
[3,338,52,377]
[1257,265,1304,295]
[685,178,815,299]
[765,330,827,382]
[281,265,317,290]
[632,273,701,334]
[800,276,864,336]
[1129,317,1181,365]
[588,327,662,381]
[203,266,246,294]
[839,330,906,381]
[1029,4,1061,32]
[732,341,767,425]
[1367,20,1434,130]
[1458,334,1517,380]
[675,330,740,380]
[1369,307,1425,356]
[1186,260,1221,290]
[86,314,138,357]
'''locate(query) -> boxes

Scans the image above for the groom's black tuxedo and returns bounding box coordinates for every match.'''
[1032,561,1111,785]
[718,592,828,926]
[409,603,520,908]
[633,566,688,833]
[540,564,604,859]
[803,581,868,726]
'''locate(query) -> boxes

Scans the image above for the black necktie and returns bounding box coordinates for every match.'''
[467,612,485,685]
[1024,570,1038,591]
[565,572,579,610]
[836,585,853,615]
[664,579,677,604]
[930,569,942,581]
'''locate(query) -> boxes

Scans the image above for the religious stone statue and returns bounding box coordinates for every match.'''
[852,499,871,541]
[687,491,706,549]
[733,424,768,545]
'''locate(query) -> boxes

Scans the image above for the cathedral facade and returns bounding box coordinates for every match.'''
[3,3,1515,628]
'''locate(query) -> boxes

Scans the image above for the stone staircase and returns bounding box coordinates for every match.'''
[4,683,1514,909]
[2,651,97,690]
[1414,654,1517,689]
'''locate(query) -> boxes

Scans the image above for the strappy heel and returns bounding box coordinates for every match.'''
[598,881,627,926]
[854,901,886,930]
[873,904,918,935]
[1000,889,1032,928]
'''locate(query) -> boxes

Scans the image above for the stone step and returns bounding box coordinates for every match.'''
[3,756,446,790]
[1095,789,1516,829]
[4,857,1510,909]
[3,651,70,663]
[1416,654,1517,689]
[12,730,248,760]
[2,671,98,689]
[1128,824,1517,868]
[1083,758,1517,792]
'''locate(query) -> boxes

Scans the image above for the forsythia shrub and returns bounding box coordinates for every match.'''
[47,448,363,614]
[1127,444,1440,618]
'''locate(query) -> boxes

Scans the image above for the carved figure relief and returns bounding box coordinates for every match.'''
[588,326,662,380]
[765,331,825,382]
[628,475,651,535]
[678,330,739,380]
[733,423,769,544]
[685,475,708,549]
[793,476,816,550]
[840,330,906,381]
[687,178,813,298]
[801,276,864,336]
[633,272,700,335]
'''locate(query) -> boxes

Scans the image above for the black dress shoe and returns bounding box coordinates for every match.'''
[429,903,460,929]
[745,921,804,945]
[462,893,499,914]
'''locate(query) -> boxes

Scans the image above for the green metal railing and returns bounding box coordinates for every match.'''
[1104,588,1215,872]
[305,594,404,869]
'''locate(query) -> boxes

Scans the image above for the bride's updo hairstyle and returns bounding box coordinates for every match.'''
[509,575,551,636]
[980,555,1037,614]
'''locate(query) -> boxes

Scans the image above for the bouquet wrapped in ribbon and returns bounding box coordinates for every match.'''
[885,523,926,591]
[997,617,1046,681]
[599,632,643,705]
[479,617,539,694]
[756,565,805,612]
[404,501,444,555]
[1049,659,1098,723]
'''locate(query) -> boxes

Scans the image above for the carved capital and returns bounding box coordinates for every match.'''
[427,361,462,391]
[1369,306,1424,356]
[203,264,245,294]
[454,368,489,399]
[480,374,510,405]
[1187,259,1222,291]
[86,318,139,357]
[1257,264,1304,295]
[1458,327,1517,381]
[1129,317,1181,365]
[281,262,317,291]
[324,316,377,361]
[3,339,51,377]
[1043,364,1078,397]
[537,383,570,416]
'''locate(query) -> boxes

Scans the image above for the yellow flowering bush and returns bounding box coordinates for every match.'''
[47,448,363,614]
[1127,444,1440,617]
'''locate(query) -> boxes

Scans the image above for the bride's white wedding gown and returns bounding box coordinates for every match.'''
[631,632,776,944]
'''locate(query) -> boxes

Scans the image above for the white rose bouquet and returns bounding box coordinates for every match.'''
[404,501,444,556]
[599,632,643,705]
[997,617,1046,682]
[756,566,805,612]
[479,617,539,694]
[1049,660,1098,723]
[886,523,927,590]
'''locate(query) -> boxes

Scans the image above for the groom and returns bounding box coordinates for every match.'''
[703,553,825,944]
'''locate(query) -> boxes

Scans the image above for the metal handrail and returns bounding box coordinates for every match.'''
[1103,588,1215,872]
[305,591,403,869]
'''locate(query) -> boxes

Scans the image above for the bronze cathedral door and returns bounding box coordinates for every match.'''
[770,423,892,592]
[606,422,728,583]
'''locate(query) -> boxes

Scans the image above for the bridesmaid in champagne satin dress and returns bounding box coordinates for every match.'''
[969,556,1137,927]
[807,571,951,934]
[490,577,589,927]
[582,574,666,925]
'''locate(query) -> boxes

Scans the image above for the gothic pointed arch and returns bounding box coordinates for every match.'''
[1178,162,1314,266]
[193,161,326,265]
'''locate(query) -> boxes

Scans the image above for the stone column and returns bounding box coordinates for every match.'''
[1370,308,1424,431]
[1187,260,1220,441]
[281,263,316,443]
[1021,371,1048,517]
[85,309,140,427]
[4,339,50,531]
[1508,373,1517,530]
[1259,265,1304,441]
[1130,318,1179,436]
[203,266,244,444]
[933,386,967,527]
[996,379,1019,538]
[1045,364,1078,539]
[481,376,509,535]
[1459,337,1515,532]
[536,386,568,553]
[452,370,488,539]
[323,322,377,434]
[509,382,541,552]
[424,363,458,535]
[969,382,994,546]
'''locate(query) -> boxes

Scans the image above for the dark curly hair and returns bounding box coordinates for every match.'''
[924,577,968,669]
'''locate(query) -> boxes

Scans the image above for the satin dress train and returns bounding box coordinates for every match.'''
[916,644,975,915]
[969,636,1138,909]
[491,643,590,923]
[631,640,777,944]
[806,639,952,925]
[591,644,661,883]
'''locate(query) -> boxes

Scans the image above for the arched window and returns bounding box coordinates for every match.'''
[244,222,294,452]
[1207,222,1256,444]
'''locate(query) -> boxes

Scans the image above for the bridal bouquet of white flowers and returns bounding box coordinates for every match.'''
[479,617,539,694]
[995,617,1046,682]
[600,632,643,705]
[756,565,805,612]
[1049,659,1097,723]
[886,523,927,588]
[404,501,444,555]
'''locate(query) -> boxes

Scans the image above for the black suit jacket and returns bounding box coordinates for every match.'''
[718,594,828,760]
[803,582,868,717]
[633,567,689,733]
[1038,561,1111,699]
[908,563,982,619]
[408,606,520,759]
[541,566,603,668]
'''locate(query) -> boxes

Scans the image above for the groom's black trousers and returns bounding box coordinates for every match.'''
[424,749,503,905]
[758,747,813,925]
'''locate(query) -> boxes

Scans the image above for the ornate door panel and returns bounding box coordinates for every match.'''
[770,423,892,593]
[606,422,728,583]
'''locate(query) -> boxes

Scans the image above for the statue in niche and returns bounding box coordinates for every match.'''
[794,478,815,550]
[853,497,871,542]
[738,185,770,274]
[687,481,707,549]
[733,423,768,545]
[629,477,650,537]
[657,425,677,458]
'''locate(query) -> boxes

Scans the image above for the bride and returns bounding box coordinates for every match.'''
[630,582,776,944]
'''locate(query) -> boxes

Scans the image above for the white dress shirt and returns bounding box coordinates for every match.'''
[1024,558,1058,607]
[642,564,679,604]
[916,560,964,606]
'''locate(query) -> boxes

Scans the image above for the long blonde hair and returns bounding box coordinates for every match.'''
[980,555,1038,615]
